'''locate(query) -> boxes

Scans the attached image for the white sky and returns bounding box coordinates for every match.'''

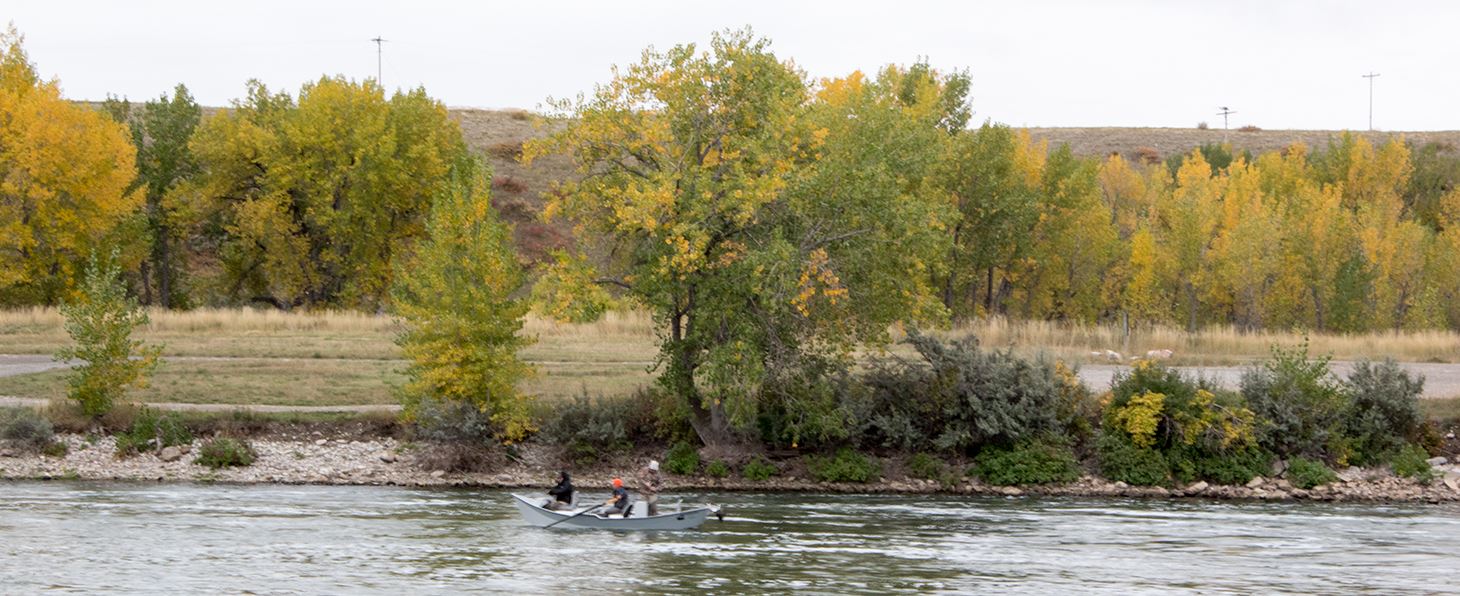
[9,0,1459,130]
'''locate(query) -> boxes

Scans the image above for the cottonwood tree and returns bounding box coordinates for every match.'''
[391,156,534,441]
[0,26,142,305]
[57,249,162,417]
[190,77,467,309]
[936,123,1040,317]
[103,84,202,307]
[526,30,950,444]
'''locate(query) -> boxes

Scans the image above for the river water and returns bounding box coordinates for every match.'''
[1,482,1456,594]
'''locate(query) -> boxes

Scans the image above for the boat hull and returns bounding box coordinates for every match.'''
[511,493,715,530]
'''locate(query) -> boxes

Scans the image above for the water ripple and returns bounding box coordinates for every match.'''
[1,482,1456,594]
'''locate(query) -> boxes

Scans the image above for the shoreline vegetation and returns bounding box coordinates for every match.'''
[3,339,1459,504]
[2,434,1457,504]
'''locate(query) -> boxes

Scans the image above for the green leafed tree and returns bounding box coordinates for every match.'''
[102,84,203,308]
[391,156,534,442]
[56,249,162,417]
[525,30,950,444]
[190,77,467,309]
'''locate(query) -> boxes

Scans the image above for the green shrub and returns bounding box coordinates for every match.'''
[706,460,730,478]
[41,441,69,458]
[1344,360,1425,465]
[742,457,778,481]
[756,359,861,450]
[664,441,699,475]
[1287,457,1338,489]
[1391,444,1435,483]
[806,449,881,483]
[195,437,256,469]
[2,408,56,452]
[1241,344,1348,460]
[856,332,1063,452]
[115,408,192,456]
[1184,446,1271,486]
[906,453,946,480]
[1104,361,1255,453]
[973,440,1080,486]
[1097,433,1168,486]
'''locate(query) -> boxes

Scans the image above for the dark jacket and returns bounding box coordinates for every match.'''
[547,472,574,503]
[608,486,630,511]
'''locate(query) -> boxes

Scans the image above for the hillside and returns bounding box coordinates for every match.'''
[452,108,1460,264]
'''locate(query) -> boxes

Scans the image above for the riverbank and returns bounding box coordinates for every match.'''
[4,433,1459,504]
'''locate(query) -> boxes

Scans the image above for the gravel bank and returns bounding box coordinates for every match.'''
[3,434,1458,504]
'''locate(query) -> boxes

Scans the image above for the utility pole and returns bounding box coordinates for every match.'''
[1217,106,1235,143]
[1362,72,1380,131]
[371,36,387,86]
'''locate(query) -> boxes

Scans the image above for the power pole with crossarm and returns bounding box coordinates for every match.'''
[371,36,387,86]
[1362,72,1380,131]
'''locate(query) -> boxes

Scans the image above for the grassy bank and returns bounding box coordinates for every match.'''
[4,308,1460,409]
[7,307,1458,364]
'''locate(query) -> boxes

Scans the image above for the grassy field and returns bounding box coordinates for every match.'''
[3,307,1460,409]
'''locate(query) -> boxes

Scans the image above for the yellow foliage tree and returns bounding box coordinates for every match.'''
[0,26,141,304]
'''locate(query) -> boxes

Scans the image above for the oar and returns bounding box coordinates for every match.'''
[543,503,603,529]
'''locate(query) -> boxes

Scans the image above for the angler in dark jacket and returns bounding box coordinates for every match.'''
[545,471,574,510]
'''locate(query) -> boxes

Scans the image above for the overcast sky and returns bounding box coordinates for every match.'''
[9,0,1458,130]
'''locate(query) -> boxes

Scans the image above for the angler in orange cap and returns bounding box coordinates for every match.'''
[602,477,632,517]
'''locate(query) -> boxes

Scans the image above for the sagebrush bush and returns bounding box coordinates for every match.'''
[115,408,192,456]
[195,437,256,469]
[1391,444,1435,483]
[1,408,56,452]
[664,441,699,475]
[1345,359,1424,465]
[806,449,881,483]
[1241,344,1349,460]
[410,397,495,445]
[973,439,1080,486]
[1097,433,1168,486]
[906,452,946,480]
[742,457,778,481]
[539,392,659,463]
[856,332,1062,453]
[1287,457,1337,489]
[706,460,730,478]
[414,442,495,473]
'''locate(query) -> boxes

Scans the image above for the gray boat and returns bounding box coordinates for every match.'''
[511,493,722,530]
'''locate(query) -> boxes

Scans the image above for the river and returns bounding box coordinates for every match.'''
[1,482,1456,594]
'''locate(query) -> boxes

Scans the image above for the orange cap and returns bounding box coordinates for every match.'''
[612,478,624,487]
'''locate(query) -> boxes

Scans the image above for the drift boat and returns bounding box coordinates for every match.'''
[511,493,722,530]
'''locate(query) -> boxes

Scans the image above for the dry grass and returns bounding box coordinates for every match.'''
[0,359,404,407]
[926,317,1460,365]
[6,307,1460,408]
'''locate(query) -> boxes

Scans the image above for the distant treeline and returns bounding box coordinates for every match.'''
[4,26,1460,337]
